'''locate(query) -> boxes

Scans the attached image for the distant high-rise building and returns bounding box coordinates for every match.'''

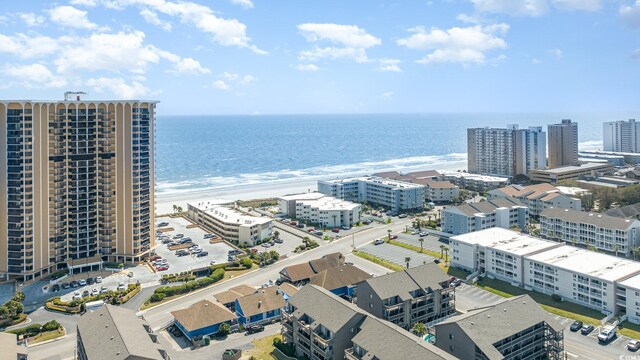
[467,125,546,178]
[603,119,640,153]
[0,96,156,281]
[548,119,578,168]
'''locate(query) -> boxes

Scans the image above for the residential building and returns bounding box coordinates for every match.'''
[318,177,425,212]
[528,162,614,183]
[77,304,169,360]
[606,202,640,220]
[433,295,564,360]
[576,176,640,189]
[0,332,27,360]
[186,203,273,246]
[355,262,455,329]
[373,170,442,182]
[372,171,459,203]
[449,228,562,283]
[213,284,257,310]
[277,192,326,217]
[487,183,581,216]
[279,252,345,285]
[578,153,625,166]
[524,245,640,313]
[235,286,286,327]
[442,198,529,235]
[467,125,546,178]
[439,171,510,192]
[0,98,156,282]
[292,195,361,227]
[617,274,640,325]
[283,285,453,360]
[548,119,578,168]
[540,207,640,256]
[582,150,640,165]
[603,119,640,153]
[171,300,238,340]
[309,265,372,297]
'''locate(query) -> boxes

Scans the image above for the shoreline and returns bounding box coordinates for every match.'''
[155,161,467,215]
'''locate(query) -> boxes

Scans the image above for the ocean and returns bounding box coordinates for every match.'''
[154,112,632,195]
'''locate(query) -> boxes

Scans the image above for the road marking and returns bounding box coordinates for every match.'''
[611,335,624,344]
[565,351,579,358]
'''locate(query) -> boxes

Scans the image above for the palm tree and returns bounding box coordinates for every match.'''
[613,244,621,257]
[439,244,445,259]
[419,237,424,252]
[412,322,427,337]
[172,204,177,214]
[387,229,392,243]
[587,244,598,252]
[404,257,411,269]
[273,230,280,240]
[571,237,577,248]
[443,246,450,263]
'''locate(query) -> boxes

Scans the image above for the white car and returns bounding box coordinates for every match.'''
[78,279,87,286]
[91,288,99,296]
[117,282,126,291]
[95,276,103,283]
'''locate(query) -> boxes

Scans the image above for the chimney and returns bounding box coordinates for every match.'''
[258,300,262,308]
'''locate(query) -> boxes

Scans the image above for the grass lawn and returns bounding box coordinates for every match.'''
[29,328,65,345]
[619,321,640,340]
[224,264,257,281]
[474,277,605,326]
[352,250,404,271]
[243,334,292,360]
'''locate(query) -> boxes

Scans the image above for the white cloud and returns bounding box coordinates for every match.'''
[212,80,230,90]
[0,33,60,59]
[2,63,67,88]
[552,0,602,11]
[98,0,265,53]
[171,57,210,74]
[471,0,549,16]
[548,48,563,58]
[238,75,255,85]
[297,23,381,63]
[220,72,239,81]
[70,0,98,6]
[140,9,172,31]
[632,49,640,60]
[381,91,394,100]
[620,1,640,27]
[19,13,45,27]
[397,24,509,65]
[49,5,98,29]
[87,77,151,98]
[456,13,481,24]
[231,0,254,9]
[296,63,319,72]
[376,58,402,72]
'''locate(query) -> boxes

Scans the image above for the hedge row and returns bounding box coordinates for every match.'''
[9,320,61,337]
[150,268,225,303]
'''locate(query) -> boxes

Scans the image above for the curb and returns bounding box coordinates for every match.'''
[26,327,67,348]
[5,317,31,330]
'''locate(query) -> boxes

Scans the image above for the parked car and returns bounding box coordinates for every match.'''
[157,266,169,271]
[117,282,126,291]
[71,280,79,288]
[210,260,216,265]
[275,278,284,286]
[389,235,398,240]
[229,250,243,256]
[274,238,283,243]
[307,228,315,232]
[398,214,408,218]
[314,231,323,236]
[86,277,95,285]
[419,232,428,237]
[628,339,640,351]
[100,286,108,294]
[157,222,169,227]
[269,241,275,246]
[246,325,264,334]
[598,325,616,343]
[570,321,583,332]
[203,233,214,239]
[91,288,99,296]
[581,324,595,335]
[82,290,90,297]
[197,251,209,257]
[261,243,270,248]
[373,239,385,245]
[176,250,189,257]
[332,228,340,233]
[341,225,351,230]
[61,282,70,289]
[289,221,297,226]
[411,231,418,235]
[179,238,192,244]
[127,271,134,278]
[296,224,305,228]
[52,284,60,292]
[78,279,87,286]
[173,234,184,239]
[191,248,203,254]
[362,219,372,225]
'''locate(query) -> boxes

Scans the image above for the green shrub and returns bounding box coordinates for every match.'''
[9,323,42,337]
[150,269,225,302]
[150,293,166,302]
[42,319,61,332]
[551,294,562,302]
[50,270,67,280]
[242,257,253,269]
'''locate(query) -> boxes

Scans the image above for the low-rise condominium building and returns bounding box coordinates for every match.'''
[318,177,425,212]
[487,183,581,216]
[442,198,529,235]
[187,203,273,246]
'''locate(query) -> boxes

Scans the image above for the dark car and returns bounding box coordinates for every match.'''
[296,224,304,228]
[87,277,95,285]
[570,321,583,332]
[61,282,70,289]
[275,278,284,285]
[52,284,61,292]
[314,231,323,236]
[246,325,264,334]
[70,280,79,288]
[82,290,90,297]
[581,324,595,335]
[196,251,209,257]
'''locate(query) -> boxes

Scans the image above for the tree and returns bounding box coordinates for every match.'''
[273,230,280,240]
[302,236,310,247]
[412,322,427,337]
[387,229,392,243]
[510,225,521,232]
[571,237,577,248]
[172,204,177,213]
[632,246,640,260]
[443,246,450,263]
[404,257,411,269]
[439,244,445,259]
[419,237,424,252]
[217,322,231,336]
[613,244,621,257]
[269,250,280,263]
[587,244,598,252]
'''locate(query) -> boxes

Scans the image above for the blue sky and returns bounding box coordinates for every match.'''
[0,0,638,115]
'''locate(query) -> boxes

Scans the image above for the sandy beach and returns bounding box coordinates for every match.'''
[155,160,467,215]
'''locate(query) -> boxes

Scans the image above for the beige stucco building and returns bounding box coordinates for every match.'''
[0,97,156,281]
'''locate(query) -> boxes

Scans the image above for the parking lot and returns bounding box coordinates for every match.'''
[359,242,436,268]
[393,232,448,253]
[153,216,238,274]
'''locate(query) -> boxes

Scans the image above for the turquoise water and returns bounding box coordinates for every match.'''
[154,112,633,195]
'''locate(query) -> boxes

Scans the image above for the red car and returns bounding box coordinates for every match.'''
[332,228,340,233]
[289,221,297,226]
[156,266,169,271]
[307,228,315,232]
[390,235,398,240]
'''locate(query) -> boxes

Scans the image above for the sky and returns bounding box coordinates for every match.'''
[0,0,638,115]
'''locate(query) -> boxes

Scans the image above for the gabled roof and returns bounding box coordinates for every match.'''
[425,180,457,189]
[309,252,344,273]
[358,262,448,301]
[606,203,640,219]
[278,282,299,297]
[436,295,562,359]
[77,304,164,360]
[280,263,316,283]
[371,171,402,178]
[541,207,639,231]
[171,300,237,332]
[236,286,286,317]
[288,285,366,333]
[280,253,345,282]
[213,284,257,305]
[309,265,372,291]
[447,198,525,217]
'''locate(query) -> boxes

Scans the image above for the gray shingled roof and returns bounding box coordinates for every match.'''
[171,300,237,332]
[436,295,563,359]
[542,207,639,231]
[606,203,640,219]
[309,265,372,291]
[236,286,286,317]
[358,262,448,301]
[288,285,366,333]
[352,317,452,360]
[77,304,164,360]
[449,198,525,217]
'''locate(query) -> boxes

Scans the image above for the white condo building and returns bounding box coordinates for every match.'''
[277,193,361,228]
[467,125,546,178]
[540,207,640,257]
[439,171,510,192]
[487,183,582,216]
[317,177,425,212]
[442,198,529,235]
[187,203,273,246]
[603,119,640,153]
